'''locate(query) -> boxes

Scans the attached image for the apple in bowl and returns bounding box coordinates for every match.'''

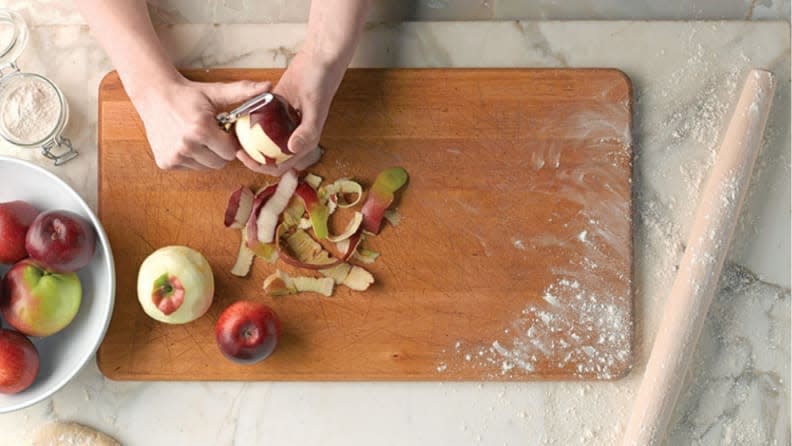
[26,210,96,273]
[0,329,39,394]
[1,259,82,337]
[0,200,41,264]
[137,246,214,324]
[234,93,300,166]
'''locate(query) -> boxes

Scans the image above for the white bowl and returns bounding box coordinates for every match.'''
[0,156,115,413]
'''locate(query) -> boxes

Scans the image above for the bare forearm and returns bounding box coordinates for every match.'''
[74,0,180,99]
[303,0,370,69]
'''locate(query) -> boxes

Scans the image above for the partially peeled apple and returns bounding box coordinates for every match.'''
[137,246,214,324]
[234,94,300,165]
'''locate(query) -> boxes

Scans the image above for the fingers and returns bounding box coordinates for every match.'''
[236,151,283,176]
[201,122,239,161]
[202,80,272,161]
[155,153,210,171]
[287,107,323,155]
[176,159,210,171]
[206,80,272,108]
[292,146,323,171]
[153,138,227,171]
[236,145,323,177]
[190,144,230,169]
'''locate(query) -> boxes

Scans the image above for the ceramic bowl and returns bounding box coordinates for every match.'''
[0,156,115,413]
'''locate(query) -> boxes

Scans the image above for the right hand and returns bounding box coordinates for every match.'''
[133,77,271,170]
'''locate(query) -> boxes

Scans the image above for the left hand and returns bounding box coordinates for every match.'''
[238,51,347,176]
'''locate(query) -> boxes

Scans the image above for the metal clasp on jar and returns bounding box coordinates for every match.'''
[41,136,78,166]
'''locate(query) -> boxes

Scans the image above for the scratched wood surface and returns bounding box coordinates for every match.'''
[97,69,633,381]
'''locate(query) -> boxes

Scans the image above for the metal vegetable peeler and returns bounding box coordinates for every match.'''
[215,92,274,127]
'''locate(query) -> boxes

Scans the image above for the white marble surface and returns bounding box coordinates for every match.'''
[2,0,790,25]
[0,20,789,446]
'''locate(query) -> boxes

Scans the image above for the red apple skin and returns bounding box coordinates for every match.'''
[215,301,281,364]
[0,201,41,264]
[249,94,300,155]
[1,258,83,337]
[25,210,96,273]
[0,329,40,394]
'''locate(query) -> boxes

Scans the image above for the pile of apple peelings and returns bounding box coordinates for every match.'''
[224,167,408,297]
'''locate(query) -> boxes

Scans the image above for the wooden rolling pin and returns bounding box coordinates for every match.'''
[621,69,776,446]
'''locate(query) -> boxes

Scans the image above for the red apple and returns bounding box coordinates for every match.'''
[235,94,300,165]
[0,329,40,394]
[26,210,96,273]
[215,301,281,364]
[1,259,82,337]
[0,201,41,264]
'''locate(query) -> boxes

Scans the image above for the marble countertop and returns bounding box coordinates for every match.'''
[3,0,790,23]
[0,13,789,446]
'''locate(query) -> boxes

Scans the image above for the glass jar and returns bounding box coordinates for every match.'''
[0,9,77,165]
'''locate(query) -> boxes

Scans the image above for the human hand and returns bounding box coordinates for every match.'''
[133,77,271,170]
[236,51,347,176]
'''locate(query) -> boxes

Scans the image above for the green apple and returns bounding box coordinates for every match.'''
[137,246,214,324]
[0,259,82,337]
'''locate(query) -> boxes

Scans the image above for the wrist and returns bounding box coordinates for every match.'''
[121,65,186,109]
[301,38,355,75]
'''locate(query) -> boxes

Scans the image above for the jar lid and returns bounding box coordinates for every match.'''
[0,9,28,70]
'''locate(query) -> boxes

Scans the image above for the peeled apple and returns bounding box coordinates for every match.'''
[234,94,300,165]
[137,246,214,324]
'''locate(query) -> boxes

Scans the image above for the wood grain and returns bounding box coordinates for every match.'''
[97,69,633,381]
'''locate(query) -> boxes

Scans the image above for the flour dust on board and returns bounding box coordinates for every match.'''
[436,101,633,380]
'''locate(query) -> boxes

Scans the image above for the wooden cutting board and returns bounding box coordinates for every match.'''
[97,68,633,381]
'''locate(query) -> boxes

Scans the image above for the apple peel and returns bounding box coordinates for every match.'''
[355,248,380,264]
[304,173,323,189]
[327,211,363,243]
[257,170,299,244]
[361,167,409,234]
[263,270,334,297]
[321,179,363,209]
[343,266,374,291]
[246,184,277,248]
[294,182,329,239]
[335,237,379,264]
[384,210,401,227]
[231,232,256,277]
[277,227,362,271]
[282,197,305,228]
[224,186,254,229]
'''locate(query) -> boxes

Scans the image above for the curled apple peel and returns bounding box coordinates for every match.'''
[327,211,363,243]
[256,170,299,244]
[223,167,408,298]
[263,270,335,297]
[304,173,323,189]
[321,179,364,210]
[277,227,362,271]
[361,167,409,234]
[245,185,276,248]
[295,182,329,239]
[224,186,254,229]
[231,231,256,277]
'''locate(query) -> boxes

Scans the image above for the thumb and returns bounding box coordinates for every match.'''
[288,109,322,154]
[206,80,271,107]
